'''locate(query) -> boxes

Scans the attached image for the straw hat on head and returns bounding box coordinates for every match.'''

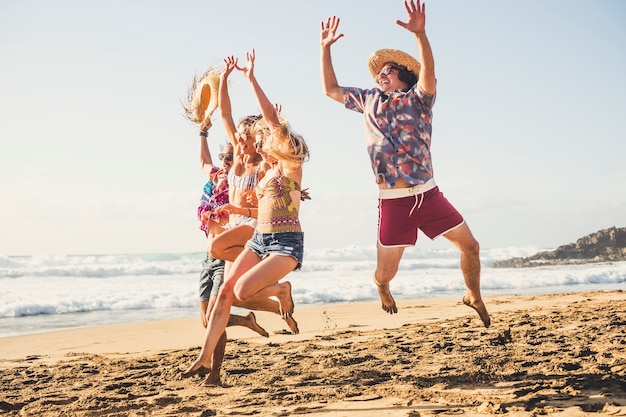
[183,67,221,124]
[367,48,421,81]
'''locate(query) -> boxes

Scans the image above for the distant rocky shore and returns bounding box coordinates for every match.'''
[492,226,626,268]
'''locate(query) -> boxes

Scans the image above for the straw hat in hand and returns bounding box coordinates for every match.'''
[183,67,221,124]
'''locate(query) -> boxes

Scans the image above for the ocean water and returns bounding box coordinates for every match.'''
[1,246,625,338]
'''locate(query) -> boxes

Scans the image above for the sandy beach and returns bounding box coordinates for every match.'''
[1,290,625,416]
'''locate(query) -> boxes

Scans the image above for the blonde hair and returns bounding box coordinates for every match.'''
[239,114,262,130]
[253,117,309,167]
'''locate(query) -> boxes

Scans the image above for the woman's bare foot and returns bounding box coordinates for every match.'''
[245,312,269,338]
[376,282,397,314]
[463,295,491,328]
[277,281,295,319]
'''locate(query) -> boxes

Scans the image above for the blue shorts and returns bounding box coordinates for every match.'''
[245,230,304,270]
[199,254,225,301]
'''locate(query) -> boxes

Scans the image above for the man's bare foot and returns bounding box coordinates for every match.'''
[277,281,295,319]
[376,282,398,314]
[245,312,269,338]
[463,295,491,328]
[284,315,299,334]
[199,373,223,387]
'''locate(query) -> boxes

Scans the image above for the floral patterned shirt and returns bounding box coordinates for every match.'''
[343,83,436,187]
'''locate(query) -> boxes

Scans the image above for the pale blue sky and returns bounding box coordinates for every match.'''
[1,0,625,256]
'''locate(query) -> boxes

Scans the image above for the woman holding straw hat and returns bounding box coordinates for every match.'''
[182,49,309,385]
[320,0,490,328]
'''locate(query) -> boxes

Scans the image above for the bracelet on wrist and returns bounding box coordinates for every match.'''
[199,131,208,137]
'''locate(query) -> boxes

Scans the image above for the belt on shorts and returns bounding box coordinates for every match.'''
[378,178,437,199]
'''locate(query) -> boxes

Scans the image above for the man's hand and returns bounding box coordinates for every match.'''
[320,16,344,49]
[396,0,426,34]
[320,16,345,103]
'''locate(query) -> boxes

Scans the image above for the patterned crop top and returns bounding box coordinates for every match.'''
[255,175,302,234]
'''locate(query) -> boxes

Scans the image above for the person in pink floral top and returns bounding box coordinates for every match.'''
[320,0,490,327]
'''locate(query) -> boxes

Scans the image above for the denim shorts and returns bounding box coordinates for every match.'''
[199,254,225,301]
[245,230,304,270]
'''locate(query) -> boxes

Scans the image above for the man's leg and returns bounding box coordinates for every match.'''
[199,331,227,386]
[198,254,214,328]
[374,244,405,314]
[444,223,490,328]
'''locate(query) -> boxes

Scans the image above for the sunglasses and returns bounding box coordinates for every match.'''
[377,65,399,80]
[218,152,233,161]
[234,132,249,141]
[254,141,263,149]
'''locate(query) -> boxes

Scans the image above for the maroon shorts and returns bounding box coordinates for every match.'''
[377,187,464,247]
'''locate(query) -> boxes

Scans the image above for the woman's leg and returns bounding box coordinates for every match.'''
[199,331,227,386]
[209,225,254,262]
[232,254,298,317]
[232,292,299,334]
